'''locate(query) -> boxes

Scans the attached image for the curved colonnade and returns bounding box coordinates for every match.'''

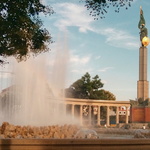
[62,98,131,126]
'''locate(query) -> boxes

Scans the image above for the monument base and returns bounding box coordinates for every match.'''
[137,80,149,100]
[130,105,150,123]
[145,107,150,122]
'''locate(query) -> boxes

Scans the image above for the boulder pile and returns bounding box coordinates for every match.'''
[0,122,80,139]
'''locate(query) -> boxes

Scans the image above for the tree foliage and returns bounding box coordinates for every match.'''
[81,0,133,19]
[0,0,54,64]
[93,89,116,100]
[65,72,116,100]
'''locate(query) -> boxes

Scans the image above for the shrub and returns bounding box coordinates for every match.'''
[124,124,130,129]
[147,123,150,129]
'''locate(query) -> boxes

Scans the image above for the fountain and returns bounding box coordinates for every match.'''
[0,41,150,149]
[0,41,78,126]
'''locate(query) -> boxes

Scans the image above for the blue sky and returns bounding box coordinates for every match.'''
[1,0,150,101]
[41,0,150,101]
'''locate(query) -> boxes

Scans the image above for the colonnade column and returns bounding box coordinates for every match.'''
[97,106,101,126]
[89,105,92,125]
[106,106,110,126]
[80,105,83,126]
[116,106,119,124]
[62,104,66,115]
[125,106,129,124]
[71,104,75,119]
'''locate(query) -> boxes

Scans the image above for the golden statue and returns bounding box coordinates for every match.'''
[138,6,149,47]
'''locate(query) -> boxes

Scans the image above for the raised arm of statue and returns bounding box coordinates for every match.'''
[138,6,145,29]
[138,6,148,46]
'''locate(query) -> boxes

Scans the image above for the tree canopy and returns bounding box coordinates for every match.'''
[0,0,54,64]
[65,72,116,100]
[0,0,134,64]
[82,0,133,19]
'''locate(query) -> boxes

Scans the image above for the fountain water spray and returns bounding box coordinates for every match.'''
[0,38,78,126]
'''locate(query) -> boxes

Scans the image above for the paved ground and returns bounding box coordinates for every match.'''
[93,128,150,139]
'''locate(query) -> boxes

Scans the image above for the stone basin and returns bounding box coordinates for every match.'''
[1,139,150,150]
[1,122,150,149]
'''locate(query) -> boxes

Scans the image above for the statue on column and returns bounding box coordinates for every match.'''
[138,6,149,47]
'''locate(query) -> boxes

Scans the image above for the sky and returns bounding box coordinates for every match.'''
[1,0,150,101]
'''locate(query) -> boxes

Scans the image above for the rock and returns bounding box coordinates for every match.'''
[1,122,9,134]
[60,134,65,139]
[0,122,80,139]
[53,132,60,139]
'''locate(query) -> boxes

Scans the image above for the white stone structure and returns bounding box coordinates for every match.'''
[62,98,130,126]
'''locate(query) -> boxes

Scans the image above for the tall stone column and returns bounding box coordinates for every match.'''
[128,6,150,123]
[106,106,110,126]
[89,105,92,125]
[97,106,101,126]
[61,104,66,115]
[116,106,119,124]
[125,106,129,124]
[137,46,149,100]
[71,104,75,119]
[80,105,83,126]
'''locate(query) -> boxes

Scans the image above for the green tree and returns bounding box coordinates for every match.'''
[0,0,54,64]
[65,72,116,100]
[65,72,116,122]
[94,89,115,100]
[82,0,133,19]
[65,72,103,99]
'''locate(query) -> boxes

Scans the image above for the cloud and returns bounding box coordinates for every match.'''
[98,67,113,72]
[50,2,138,50]
[71,69,80,73]
[53,2,95,33]
[97,27,139,49]
[69,54,91,65]
[71,68,93,75]
[95,55,101,60]
[101,80,107,84]
[68,52,93,75]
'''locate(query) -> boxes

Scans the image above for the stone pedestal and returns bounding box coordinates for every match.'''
[145,107,150,122]
[130,106,150,123]
[130,106,145,122]
[137,81,149,100]
[130,46,150,123]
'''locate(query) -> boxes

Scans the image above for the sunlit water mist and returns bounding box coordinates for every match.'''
[0,41,78,126]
